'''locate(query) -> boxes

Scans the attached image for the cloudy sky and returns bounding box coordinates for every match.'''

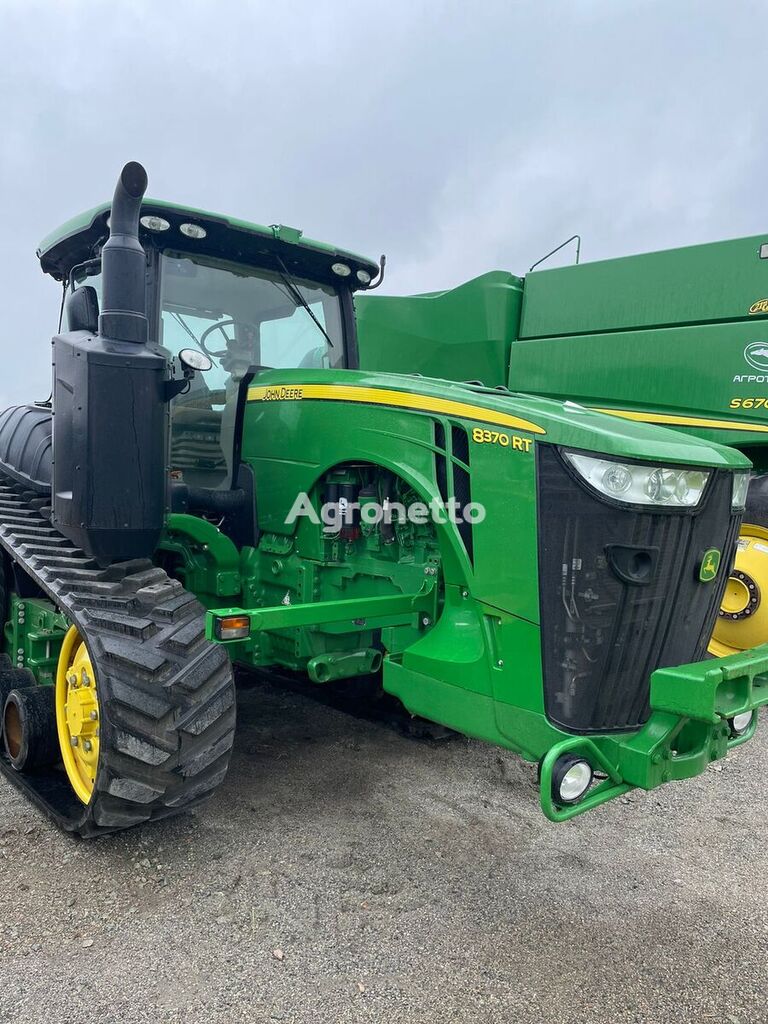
[0,0,762,407]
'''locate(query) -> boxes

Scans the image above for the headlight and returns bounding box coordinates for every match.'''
[179,222,207,239]
[732,471,750,510]
[563,451,709,507]
[140,214,171,232]
[551,755,593,805]
[729,710,754,736]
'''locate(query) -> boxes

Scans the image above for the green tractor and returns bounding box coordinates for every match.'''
[355,232,768,661]
[0,162,765,837]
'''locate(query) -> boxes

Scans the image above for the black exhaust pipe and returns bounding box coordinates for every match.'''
[98,161,149,344]
[52,161,166,564]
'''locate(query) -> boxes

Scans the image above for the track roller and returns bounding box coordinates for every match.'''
[3,686,57,771]
[0,655,34,709]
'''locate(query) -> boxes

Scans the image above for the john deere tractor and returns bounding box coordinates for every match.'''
[0,162,765,837]
[355,232,768,661]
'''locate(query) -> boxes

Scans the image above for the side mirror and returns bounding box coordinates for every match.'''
[66,286,99,334]
[178,348,213,373]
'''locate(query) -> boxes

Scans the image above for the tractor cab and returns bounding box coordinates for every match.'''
[37,200,380,491]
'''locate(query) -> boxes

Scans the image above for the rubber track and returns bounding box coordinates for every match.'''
[0,477,236,837]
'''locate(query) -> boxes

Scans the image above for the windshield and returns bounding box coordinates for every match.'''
[159,251,346,489]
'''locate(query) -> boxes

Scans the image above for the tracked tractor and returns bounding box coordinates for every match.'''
[0,163,766,837]
[355,234,768,661]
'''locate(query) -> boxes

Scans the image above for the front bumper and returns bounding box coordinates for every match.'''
[539,643,768,821]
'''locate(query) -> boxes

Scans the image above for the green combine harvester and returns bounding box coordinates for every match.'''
[357,233,768,660]
[0,162,765,837]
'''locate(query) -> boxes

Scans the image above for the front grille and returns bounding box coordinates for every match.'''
[537,446,740,733]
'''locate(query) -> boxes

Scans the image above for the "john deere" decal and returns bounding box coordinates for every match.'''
[699,548,721,583]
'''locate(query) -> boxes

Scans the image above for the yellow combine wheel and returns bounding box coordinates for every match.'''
[55,625,100,804]
[709,523,768,657]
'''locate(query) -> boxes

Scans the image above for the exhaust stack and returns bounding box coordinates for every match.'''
[52,161,166,565]
[99,160,149,344]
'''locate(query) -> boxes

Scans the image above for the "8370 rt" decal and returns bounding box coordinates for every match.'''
[472,427,533,452]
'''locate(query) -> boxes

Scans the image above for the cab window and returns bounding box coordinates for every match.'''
[159,251,346,489]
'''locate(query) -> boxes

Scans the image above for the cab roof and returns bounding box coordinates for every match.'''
[37,198,380,287]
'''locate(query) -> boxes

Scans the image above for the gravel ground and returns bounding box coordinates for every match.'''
[0,676,765,1024]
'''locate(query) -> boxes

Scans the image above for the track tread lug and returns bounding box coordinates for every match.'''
[114,730,175,765]
[107,777,165,803]
[83,610,157,639]
[107,678,176,720]
[177,685,236,736]
[165,617,205,652]
[180,729,236,778]
[164,644,229,693]
[164,764,229,807]
[99,636,167,673]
